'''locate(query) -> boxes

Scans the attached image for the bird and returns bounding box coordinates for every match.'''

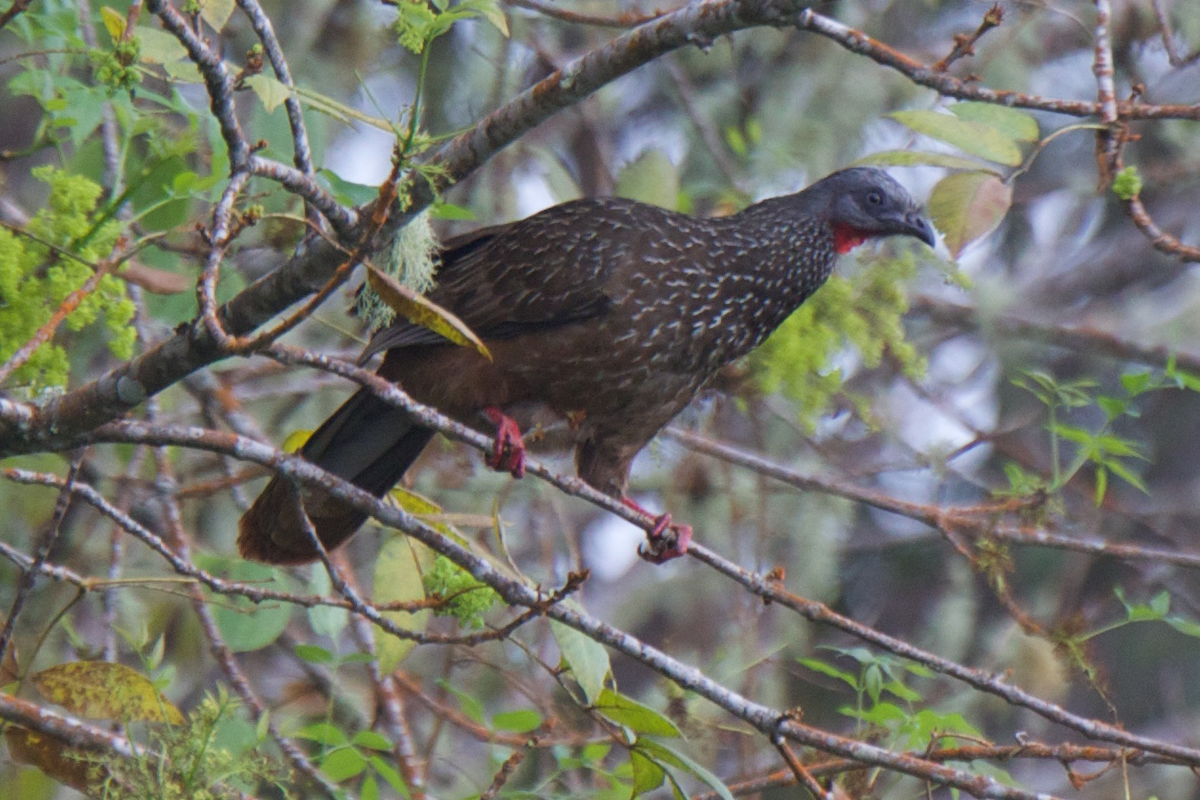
[238,166,935,565]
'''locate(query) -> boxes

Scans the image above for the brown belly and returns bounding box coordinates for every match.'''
[376,321,707,450]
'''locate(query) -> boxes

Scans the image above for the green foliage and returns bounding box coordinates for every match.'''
[749,253,924,431]
[78,689,288,799]
[292,722,408,795]
[799,648,987,752]
[422,554,501,628]
[1052,587,1200,698]
[1112,165,1142,200]
[552,618,612,705]
[89,38,141,92]
[0,167,135,392]
[1076,587,1200,643]
[392,0,508,55]
[1006,367,1200,504]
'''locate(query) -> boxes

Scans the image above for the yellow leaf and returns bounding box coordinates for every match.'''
[33,662,183,725]
[365,264,491,361]
[281,428,313,453]
[100,7,126,40]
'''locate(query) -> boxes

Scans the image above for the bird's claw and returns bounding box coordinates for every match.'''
[637,512,692,563]
[483,407,526,478]
[622,497,691,563]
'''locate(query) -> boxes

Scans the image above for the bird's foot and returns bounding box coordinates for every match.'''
[483,407,526,478]
[623,497,692,564]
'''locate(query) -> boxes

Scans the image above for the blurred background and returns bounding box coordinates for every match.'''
[3,0,1200,797]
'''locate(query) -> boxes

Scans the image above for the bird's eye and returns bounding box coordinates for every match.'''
[866,191,883,206]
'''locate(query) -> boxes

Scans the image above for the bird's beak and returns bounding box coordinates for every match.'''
[900,210,936,248]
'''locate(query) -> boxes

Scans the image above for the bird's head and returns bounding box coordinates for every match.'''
[805,166,936,254]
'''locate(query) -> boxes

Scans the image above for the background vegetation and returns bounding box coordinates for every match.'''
[1,0,1200,798]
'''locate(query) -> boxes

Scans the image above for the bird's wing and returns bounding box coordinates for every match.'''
[362,199,648,360]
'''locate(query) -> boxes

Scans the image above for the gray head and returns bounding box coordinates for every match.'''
[800,166,936,251]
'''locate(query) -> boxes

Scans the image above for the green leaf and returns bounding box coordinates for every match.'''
[593,689,681,738]
[1120,371,1154,396]
[630,749,665,796]
[911,708,984,740]
[1096,396,1126,421]
[1104,458,1148,494]
[295,85,393,131]
[853,150,989,171]
[374,535,433,673]
[1166,616,1200,638]
[244,73,291,114]
[797,657,858,690]
[353,731,394,751]
[491,709,542,733]
[864,662,883,704]
[841,700,907,727]
[322,746,368,781]
[462,0,509,36]
[438,681,485,723]
[293,644,334,664]
[637,740,734,800]
[882,679,921,702]
[950,102,1039,141]
[256,709,271,742]
[197,0,236,31]
[213,562,292,652]
[1093,466,1108,506]
[32,662,183,724]
[319,169,379,207]
[430,202,476,221]
[369,755,411,798]
[928,171,1012,257]
[551,620,610,705]
[293,722,349,746]
[889,110,1023,166]
[308,564,349,638]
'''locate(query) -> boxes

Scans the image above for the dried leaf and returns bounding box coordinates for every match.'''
[5,727,99,792]
[365,264,492,361]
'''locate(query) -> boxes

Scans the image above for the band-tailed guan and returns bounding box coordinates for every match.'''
[238,166,935,564]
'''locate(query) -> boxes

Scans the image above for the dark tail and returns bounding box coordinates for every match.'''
[238,388,436,564]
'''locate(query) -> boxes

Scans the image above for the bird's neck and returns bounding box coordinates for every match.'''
[700,203,840,360]
[725,200,840,295]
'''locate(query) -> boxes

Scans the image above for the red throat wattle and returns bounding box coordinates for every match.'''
[832,223,868,254]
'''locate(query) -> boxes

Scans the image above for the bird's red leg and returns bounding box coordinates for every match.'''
[622,496,693,563]
[482,407,526,478]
